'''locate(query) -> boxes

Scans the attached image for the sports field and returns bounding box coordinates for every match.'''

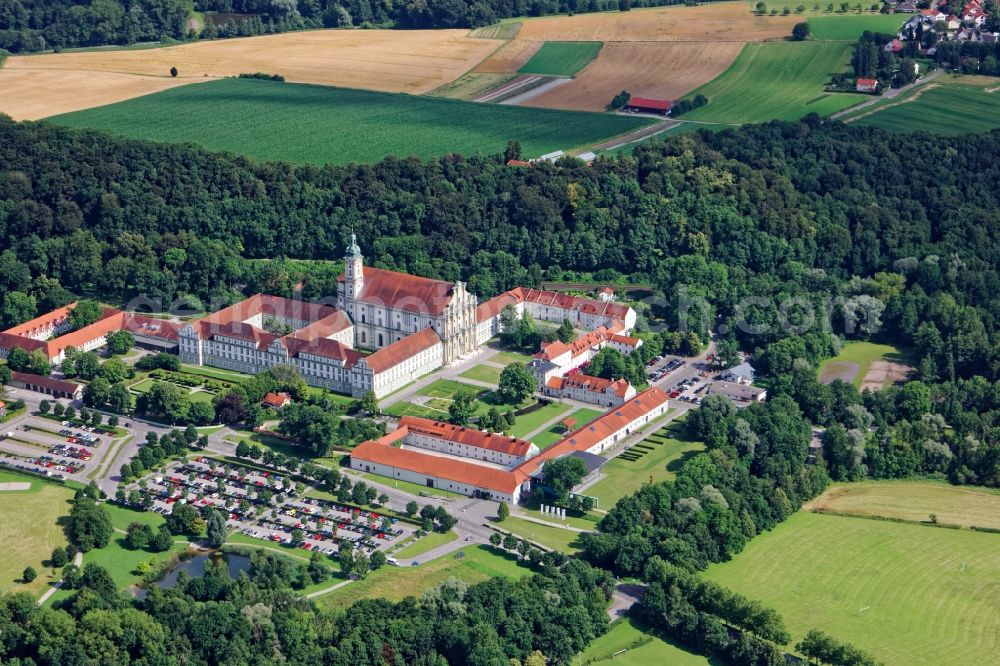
[852,79,1000,135]
[523,41,743,112]
[806,480,1000,530]
[0,471,74,598]
[817,341,906,389]
[705,511,1000,665]
[518,41,602,77]
[49,78,649,165]
[681,41,864,123]
[585,417,701,509]
[314,544,531,608]
[807,14,908,41]
[580,618,710,665]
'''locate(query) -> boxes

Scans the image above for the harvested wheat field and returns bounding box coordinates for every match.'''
[474,39,544,74]
[0,68,200,120]
[522,41,743,111]
[2,28,503,119]
[515,3,796,42]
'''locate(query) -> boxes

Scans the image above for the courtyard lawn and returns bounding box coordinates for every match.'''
[129,378,156,393]
[705,511,1000,665]
[489,350,535,365]
[580,617,711,665]
[806,480,1000,530]
[314,544,531,608]
[188,390,217,404]
[383,401,448,420]
[585,418,703,509]
[507,401,573,439]
[458,363,504,385]
[0,471,74,598]
[494,515,587,554]
[530,407,604,449]
[180,364,252,384]
[417,379,486,399]
[392,530,459,559]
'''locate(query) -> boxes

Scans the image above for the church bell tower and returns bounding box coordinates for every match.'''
[344,233,364,300]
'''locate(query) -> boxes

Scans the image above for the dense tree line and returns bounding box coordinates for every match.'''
[2,117,998,379]
[0,0,719,52]
[0,555,612,665]
[582,395,828,574]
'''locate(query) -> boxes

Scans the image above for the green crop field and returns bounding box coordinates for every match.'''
[518,41,603,77]
[808,14,907,41]
[682,42,865,124]
[581,618,711,665]
[586,417,702,509]
[0,471,74,598]
[853,82,1000,134]
[49,78,649,165]
[705,511,1000,665]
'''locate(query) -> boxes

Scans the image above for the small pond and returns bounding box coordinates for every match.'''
[134,551,251,599]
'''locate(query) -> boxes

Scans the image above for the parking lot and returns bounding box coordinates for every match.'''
[121,457,412,560]
[0,415,119,480]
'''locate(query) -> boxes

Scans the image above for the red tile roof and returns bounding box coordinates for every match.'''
[44,309,126,360]
[11,370,82,395]
[122,314,182,341]
[262,392,291,408]
[191,294,336,337]
[546,374,632,398]
[398,415,535,457]
[340,267,456,316]
[515,387,669,476]
[476,288,525,323]
[626,97,672,112]
[521,288,632,322]
[1,304,185,360]
[351,440,525,494]
[363,327,441,374]
[2,304,76,337]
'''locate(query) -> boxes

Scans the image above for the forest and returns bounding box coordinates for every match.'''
[0,541,613,664]
[0,0,706,52]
